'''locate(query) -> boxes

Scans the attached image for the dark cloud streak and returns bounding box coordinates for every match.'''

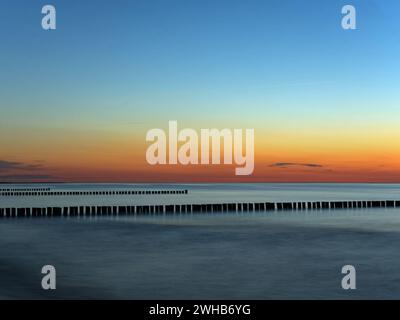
[0,160,43,171]
[270,162,324,168]
[0,174,55,180]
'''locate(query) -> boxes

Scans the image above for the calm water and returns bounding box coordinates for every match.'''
[2,182,400,207]
[1,183,400,299]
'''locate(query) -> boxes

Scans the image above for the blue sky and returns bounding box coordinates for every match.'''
[1,0,399,125]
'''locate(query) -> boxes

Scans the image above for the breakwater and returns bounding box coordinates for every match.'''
[0,189,188,197]
[1,199,399,218]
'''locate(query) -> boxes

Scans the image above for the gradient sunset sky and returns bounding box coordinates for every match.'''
[1,0,400,182]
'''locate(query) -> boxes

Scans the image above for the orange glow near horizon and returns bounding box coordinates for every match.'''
[2,124,400,183]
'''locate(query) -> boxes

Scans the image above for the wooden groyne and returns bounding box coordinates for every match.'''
[0,189,188,197]
[1,200,399,218]
[0,187,50,192]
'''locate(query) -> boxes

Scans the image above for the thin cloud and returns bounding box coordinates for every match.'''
[0,160,50,182]
[0,174,55,180]
[0,160,22,170]
[0,160,43,171]
[270,162,324,168]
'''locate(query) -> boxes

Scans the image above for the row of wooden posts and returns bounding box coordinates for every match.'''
[0,190,189,197]
[1,200,399,218]
[0,187,51,192]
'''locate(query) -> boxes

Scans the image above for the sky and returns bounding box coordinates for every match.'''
[0,0,400,182]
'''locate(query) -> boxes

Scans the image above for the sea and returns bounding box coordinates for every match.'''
[1,183,400,299]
